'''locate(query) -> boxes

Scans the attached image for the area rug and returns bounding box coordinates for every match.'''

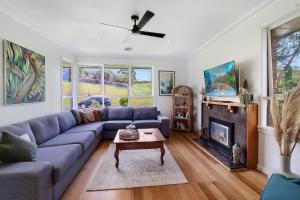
[87,144,188,191]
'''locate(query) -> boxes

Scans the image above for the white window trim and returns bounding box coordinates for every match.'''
[61,57,75,111]
[260,12,300,128]
[74,64,155,108]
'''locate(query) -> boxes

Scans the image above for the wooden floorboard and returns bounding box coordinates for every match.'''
[61,132,267,200]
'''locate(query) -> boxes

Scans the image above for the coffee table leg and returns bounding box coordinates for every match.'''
[160,146,165,165]
[115,147,119,168]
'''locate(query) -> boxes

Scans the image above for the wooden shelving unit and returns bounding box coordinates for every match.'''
[172,85,193,132]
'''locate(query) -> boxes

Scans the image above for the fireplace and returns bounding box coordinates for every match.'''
[209,117,234,150]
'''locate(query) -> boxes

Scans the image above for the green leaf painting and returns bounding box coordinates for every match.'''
[4,40,45,104]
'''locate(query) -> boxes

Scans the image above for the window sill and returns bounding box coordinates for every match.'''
[257,126,274,135]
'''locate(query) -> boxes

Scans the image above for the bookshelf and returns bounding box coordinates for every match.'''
[172,85,193,132]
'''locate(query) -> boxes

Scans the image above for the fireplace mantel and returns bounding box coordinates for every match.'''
[194,101,258,171]
[201,100,256,113]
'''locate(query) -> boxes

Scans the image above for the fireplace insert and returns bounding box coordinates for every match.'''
[208,117,234,149]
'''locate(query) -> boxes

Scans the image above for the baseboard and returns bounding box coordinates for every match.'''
[257,164,269,176]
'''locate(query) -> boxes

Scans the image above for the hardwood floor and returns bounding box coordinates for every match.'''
[61,132,267,200]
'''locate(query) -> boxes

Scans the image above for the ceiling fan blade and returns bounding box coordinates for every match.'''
[137,10,154,30]
[139,31,165,38]
[99,22,131,31]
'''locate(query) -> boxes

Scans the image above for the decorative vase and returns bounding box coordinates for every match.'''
[278,155,298,178]
[232,143,241,164]
[280,155,291,174]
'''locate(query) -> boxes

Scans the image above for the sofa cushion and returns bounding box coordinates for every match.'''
[103,120,133,130]
[36,144,82,184]
[80,110,96,123]
[62,122,104,137]
[0,121,36,143]
[38,131,95,152]
[99,108,108,121]
[0,132,37,162]
[133,107,158,120]
[133,120,161,129]
[71,109,82,125]
[29,114,60,145]
[57,111,76,132]
[108,107,133,120]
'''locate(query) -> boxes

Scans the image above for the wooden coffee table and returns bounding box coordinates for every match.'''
[113,128,166,168]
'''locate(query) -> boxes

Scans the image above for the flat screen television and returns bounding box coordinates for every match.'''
[204,61,237,97]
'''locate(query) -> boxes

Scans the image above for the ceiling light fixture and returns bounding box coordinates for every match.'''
[124,47,133,51]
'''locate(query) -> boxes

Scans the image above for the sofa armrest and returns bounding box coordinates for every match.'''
[157,114,170,137]
[0,161,52,200]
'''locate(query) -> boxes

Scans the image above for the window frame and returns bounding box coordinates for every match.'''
[74,63,155,108]
[77,65,103,108]
[61,59,75,111]
[261,14,300,128]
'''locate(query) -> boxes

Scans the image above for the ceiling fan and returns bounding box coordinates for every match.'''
[99,10,166,42]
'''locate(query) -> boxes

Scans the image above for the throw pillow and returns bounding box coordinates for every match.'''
[0,132,37,162]
[92,110,101,122]
[80,110,96,123]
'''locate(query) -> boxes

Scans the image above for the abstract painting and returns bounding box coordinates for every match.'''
[159,71,175,96]
[204,61,237,96]
[4,40,45,105]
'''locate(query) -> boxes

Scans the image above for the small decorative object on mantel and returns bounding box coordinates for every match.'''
[199,87,207,101]
[119,124,139,140]
[232,143,241,164]
[270,82,300,178]
[239,87,253,106]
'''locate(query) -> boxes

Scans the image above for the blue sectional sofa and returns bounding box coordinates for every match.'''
[0,106,170,200]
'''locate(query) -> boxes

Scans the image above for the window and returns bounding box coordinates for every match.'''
[75,65,154,108]
[77,65,103,109]
[62,62,73,111]
[104,65,129,106]
[130,67,153,106]
[266,16,300,126]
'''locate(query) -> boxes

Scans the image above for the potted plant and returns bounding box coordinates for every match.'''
[270,82,300,178]
[239,88,253,106]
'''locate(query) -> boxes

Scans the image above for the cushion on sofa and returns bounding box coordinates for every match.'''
[57,111,77,132]
[71,109,82,125]
[62,122,104,137]
[36,144,82,184]
[108,107,133,120]
[133,107,158,120]
[133,120,161,129]
[103,120,133,130]
[38,131,95,152]
[261,174,300,200]
[0,132,37,162]
[0,121,36,143]
[99,108,108,121]
[29,114,60,145]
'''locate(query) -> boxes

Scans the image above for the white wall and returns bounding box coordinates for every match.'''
[76,56,188,117]
[187,0,300,175]
[0,11,74,126]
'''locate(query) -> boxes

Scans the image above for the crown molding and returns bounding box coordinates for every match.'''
[187,0,278,59]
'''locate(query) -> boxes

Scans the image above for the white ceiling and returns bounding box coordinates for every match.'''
[0,0,273,58]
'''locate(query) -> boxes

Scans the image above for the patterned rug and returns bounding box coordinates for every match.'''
[87,144,188,191]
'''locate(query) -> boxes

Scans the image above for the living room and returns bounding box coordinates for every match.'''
[0,0,300,200]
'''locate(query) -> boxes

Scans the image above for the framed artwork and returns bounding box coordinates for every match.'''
[159,70,175,96]
[4,40,45,105]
